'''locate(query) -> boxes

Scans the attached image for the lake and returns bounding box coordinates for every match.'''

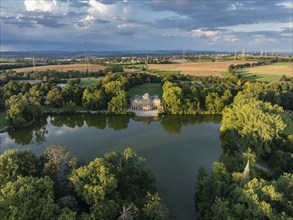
[0,114,222,220]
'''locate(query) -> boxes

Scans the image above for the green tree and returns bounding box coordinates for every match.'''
[0,176,59,220]
[6,93,43,128]
[107,92,128,114]
[0,149,39,185]
[41,146,80,197]
[141,192,169,220]
[221,96,286,156]
[47,87,63,107]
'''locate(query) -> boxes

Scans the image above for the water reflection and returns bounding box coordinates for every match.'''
[6,114,221,145]
[8,117,48,145]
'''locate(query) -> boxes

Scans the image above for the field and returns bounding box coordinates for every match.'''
[128,83,163,97]
[79,77,103,88]
[148,61,255,77]
[243,62,293,76]
[13,64,106,72]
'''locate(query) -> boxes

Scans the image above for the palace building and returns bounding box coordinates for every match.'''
[130,93,161,111]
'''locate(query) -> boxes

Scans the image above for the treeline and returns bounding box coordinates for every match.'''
[0,146,168,220]
[162,80,238,114]
[1,72,161,128]
[0,69,103,85]
[195,83,293,219]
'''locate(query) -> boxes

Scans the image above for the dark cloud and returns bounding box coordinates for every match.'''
[149,0,292,29]
[1,13,66,28]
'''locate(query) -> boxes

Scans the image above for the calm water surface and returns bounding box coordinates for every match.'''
[0,114,222,220]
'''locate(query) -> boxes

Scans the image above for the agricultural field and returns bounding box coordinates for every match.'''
[148,60,255,77]
[12,64,106,72]
[128,83,163,97]
[243,62,293,76]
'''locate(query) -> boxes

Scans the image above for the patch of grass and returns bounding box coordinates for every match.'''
[79,77,103,88]
[152,70,180,75]
[0,111,8,129]
[221,71,231,78]
[271,62,293,66]
[238,71,281,81]
[128,83,163,97]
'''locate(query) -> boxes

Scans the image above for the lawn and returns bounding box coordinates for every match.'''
[243,62,293,77]
[271,62,293,66]
[0,111,8,130]
[221,71,231,78]
[79,77,103,88]
[128,83,163,97]
[152,70,180,75]
[238,71,282,81]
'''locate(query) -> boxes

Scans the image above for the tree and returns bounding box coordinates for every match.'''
[221,96,286,156]
[6,93,43,128]
[107,92,128,114]
[41,146,80,197]
[0,176,59,220]
[0,149,39,185]
[47,87,63,107]
[141,192,169,220]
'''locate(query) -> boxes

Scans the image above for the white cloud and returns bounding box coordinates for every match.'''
[227,2,243,11]
[276,1,293,9]
[191,28,219,38]
[88,0,129,20]
[24,0,68,14]
[75,15,95,29]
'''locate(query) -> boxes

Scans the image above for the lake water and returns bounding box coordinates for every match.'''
[0,114,222,220]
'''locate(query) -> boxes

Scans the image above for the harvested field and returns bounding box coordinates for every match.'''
[244,62,293,76]
[13,64,106,72]
[148,61,255,77]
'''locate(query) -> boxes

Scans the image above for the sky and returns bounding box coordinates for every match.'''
[0,0,292,52]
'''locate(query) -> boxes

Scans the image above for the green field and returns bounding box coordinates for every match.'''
[221,71,231,78]
[0,111,8,130]
[79,77,103,87]
[128,83,163,97]
[222,71,282,81]
[271,62,293,66]
[238,71,282,81]
[152,70,180,75]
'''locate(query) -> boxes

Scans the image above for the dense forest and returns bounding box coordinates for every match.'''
[0,147,168,220]
[195,83,293,219]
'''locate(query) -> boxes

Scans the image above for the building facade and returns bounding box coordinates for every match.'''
[130,93,161,111]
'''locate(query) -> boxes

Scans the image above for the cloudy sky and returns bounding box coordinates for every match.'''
[1,0,292,52]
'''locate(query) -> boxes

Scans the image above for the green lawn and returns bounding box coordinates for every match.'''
[221,71,231,78]
[152,70,180,75]
[128,83,163,97]
[0,111,8,130]
[238,71,281,81]
[79,77,103,88]
[221,71,280,81]
[271,62,293,66]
